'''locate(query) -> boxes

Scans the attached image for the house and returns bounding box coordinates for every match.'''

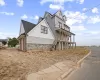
[18,10,76,51]
[0,39,8,47]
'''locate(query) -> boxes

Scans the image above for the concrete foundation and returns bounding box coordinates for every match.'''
[26,43,52,50]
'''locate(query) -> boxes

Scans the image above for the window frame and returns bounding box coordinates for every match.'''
[41,25,48,34]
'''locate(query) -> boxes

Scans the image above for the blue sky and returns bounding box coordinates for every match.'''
[0,0,100,46]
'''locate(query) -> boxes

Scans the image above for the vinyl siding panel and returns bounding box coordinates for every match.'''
[27,19,54,44]
[28,19,54,40]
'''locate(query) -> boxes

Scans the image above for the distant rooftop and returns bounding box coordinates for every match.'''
[0,39,8,42]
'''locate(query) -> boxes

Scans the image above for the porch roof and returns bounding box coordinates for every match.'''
[55,27,75,36]
[18,33,25,40]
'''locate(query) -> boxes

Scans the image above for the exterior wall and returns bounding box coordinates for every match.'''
[19,22,25,35]
[28,19,54,40]
[26,19,55,50]
[55,16,65,28]
[55,16,70,31]
[26,36,54,50]
[27,36,54,44]
[45,12,70,44]
[54,14,70,42]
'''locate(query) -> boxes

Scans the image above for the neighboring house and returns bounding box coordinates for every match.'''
[0,39,8,47]
[18,10,76,51]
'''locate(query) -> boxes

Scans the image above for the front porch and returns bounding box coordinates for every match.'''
[55,41,76,50]
[55,27,76,50]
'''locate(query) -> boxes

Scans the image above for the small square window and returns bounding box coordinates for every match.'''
[41,25,48,34]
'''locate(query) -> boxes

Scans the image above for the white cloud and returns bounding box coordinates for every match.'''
[77,0,84,4]
[49,4,64,10]
[0,0,5,6]
[64,11,87,26]
[92,7,99,13]
[21,14,28,19]
[0,12,14,16]
[40,0,74,5]
[0,32,18,39]
[40,0,84,10]
[30,15,39,20]
[88,15,100,24]
[89,31,100,35]
[17,0,24,7]
[82,8,87,11]
[33,15,39,20]
[71,25,86,31]
[21,15,39,20]
[40,0,52,4]
[40,0,84,5]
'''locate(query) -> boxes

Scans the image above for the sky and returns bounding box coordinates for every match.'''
[0,0,100,46]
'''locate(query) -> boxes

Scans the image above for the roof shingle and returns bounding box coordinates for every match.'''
[21,20,36,34]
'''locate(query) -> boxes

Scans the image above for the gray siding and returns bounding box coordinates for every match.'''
[45,14,57,39]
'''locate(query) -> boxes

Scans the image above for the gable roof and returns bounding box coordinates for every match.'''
[38,17,44,23]
[21,20,36,34]
[44,11,53,18]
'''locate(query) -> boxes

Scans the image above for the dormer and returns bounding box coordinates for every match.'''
[55,10,63,20]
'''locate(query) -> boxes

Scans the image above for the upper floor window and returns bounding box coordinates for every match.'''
[58,22,62,28]
[41,25,48,34]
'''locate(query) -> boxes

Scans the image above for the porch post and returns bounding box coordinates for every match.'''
[62,42,63,50]
[75,42,76,48]
[59,42,61,50]
[70,36,71,42]
[70,36,71,48]
[66,42,67,49]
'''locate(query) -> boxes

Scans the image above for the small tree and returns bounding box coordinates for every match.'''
[8,38,19,47]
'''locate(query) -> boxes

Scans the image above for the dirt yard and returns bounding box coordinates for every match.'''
[0,47,89,80]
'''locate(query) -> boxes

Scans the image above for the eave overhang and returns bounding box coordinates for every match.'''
[55,27,75,36]
[17,33,26,40]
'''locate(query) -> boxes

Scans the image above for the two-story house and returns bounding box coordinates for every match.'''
[18,10,76,51]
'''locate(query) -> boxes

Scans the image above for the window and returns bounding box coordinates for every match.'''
[58,22,62,28]
[41,25,48,34]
